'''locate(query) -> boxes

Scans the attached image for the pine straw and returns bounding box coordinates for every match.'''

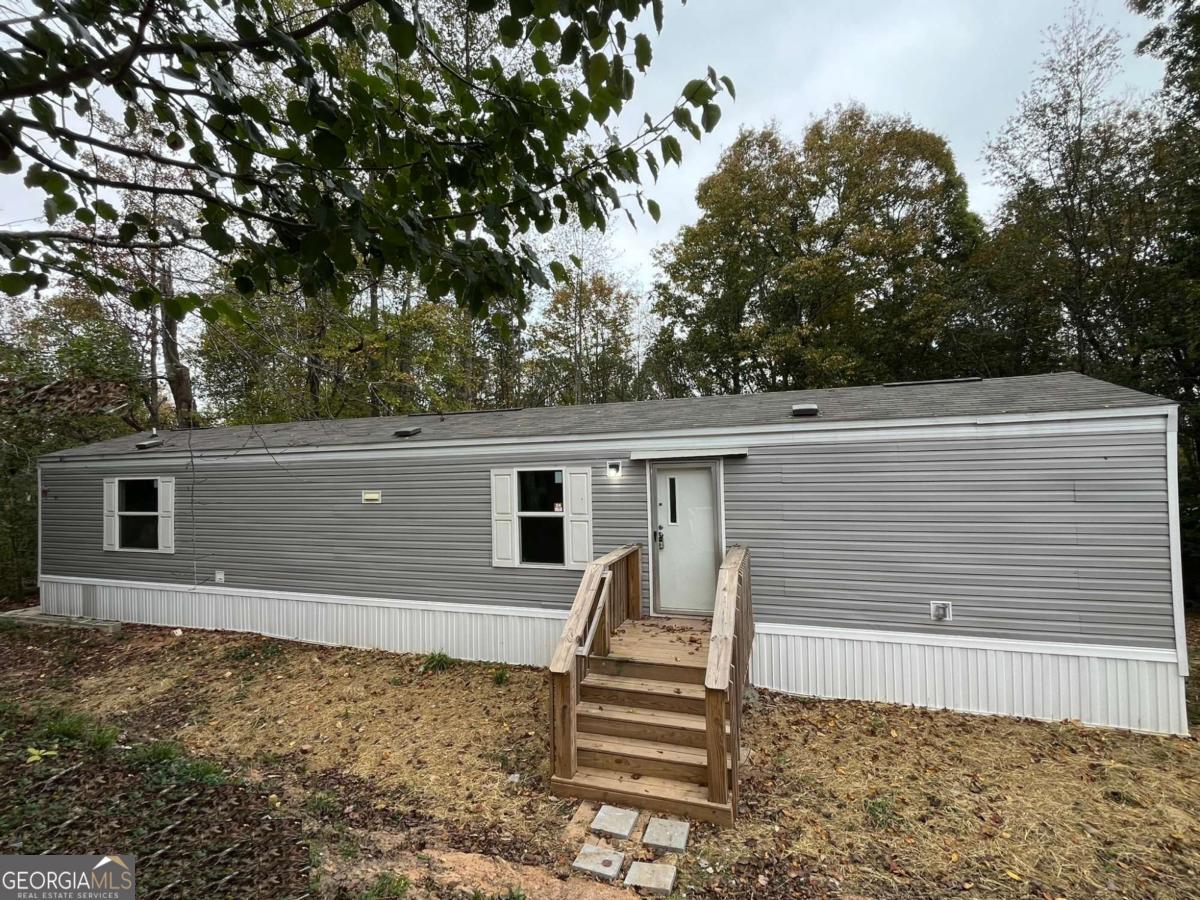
[12,623,1200,898]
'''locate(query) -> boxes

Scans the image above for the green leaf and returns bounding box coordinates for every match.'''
[29,96,55,128]
[701,103,721,133]
[682,78,716,107]
[94,199,118,222]
[240,95,272,125]
[661,134,682,166]
[560,22,582,64]
[549,260,568,283]
[0,273,33,296]
[313,131,347,167]
[498,15,522,46]
[652,0,664,32]
[387,18,418,58]
[587,53,610,92]
[634,33,652,72]
[647,198,661,222]
[720,75,736,100]
[0,153,20,175]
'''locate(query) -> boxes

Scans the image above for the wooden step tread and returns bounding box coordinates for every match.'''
[581,673,706,699]
[600,651,706,670]
[577,732,712,766]
[551,766,733,825]
[576,701,708,732]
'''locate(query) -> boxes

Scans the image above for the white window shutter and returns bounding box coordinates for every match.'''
[158,476,175,553]
[102,477,117,551]
[564,466,593,570]
[491,469,516,567]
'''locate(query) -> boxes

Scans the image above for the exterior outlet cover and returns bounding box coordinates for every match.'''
[361,490,382,504]
[930,601,952,622]
[215,570,225,584]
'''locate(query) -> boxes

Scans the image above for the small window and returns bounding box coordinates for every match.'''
[668,476,678,524]
[104,476,173,553]
[517,469,565,565]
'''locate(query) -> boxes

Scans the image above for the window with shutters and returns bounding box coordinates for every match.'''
[491,466,591,569]
[103,476,175,553]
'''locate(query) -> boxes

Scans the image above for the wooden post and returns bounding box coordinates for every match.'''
[627,544,643,620]
[705,686,729,803]
[551,669,576,779]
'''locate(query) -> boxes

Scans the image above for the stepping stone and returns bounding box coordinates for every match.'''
[624,861,676,895]
[643,816,690,854]
[572,844,624,881]
[590,803,638,840]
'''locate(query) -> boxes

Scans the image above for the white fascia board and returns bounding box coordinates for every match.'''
[1165,406,1189,675]
[755,620,1181,665]
[629,447,748,460]
[39,405,1173,471]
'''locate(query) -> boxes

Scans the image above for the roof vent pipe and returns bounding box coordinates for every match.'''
[791,403,819,417]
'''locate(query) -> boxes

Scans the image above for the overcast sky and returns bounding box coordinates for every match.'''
[0,1,1164,298]
[604,0,1164,290]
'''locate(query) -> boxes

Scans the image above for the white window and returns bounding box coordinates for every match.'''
[103,476,175,553]
[491,466,591,569]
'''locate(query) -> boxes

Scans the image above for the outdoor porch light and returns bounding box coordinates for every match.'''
[606,460,622,478]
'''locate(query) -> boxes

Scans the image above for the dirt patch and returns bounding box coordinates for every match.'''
[3,616,1199,898]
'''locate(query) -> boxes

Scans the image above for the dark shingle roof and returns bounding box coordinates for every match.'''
[42,373,1172,460]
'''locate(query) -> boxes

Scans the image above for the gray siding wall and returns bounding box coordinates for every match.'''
[41,451,649,612]
[727,425,1175,648]
[41,418,1175,649]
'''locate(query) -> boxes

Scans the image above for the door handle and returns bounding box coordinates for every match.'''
[655,525,664,550]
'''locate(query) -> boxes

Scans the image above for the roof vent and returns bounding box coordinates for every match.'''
[791,403,819,417]
[882,376,983,388]
[393,426,422,438]
[135,437,163,450]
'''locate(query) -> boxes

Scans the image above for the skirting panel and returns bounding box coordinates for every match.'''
[39,578,565,667]
[752,626,1189,736]
[39,577,1188,735]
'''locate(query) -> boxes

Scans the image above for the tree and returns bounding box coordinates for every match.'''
[653,110,981,394]
[984,2,1161,379]
[524,270,642,406]
[1129,0,1200,597]
[0,0,732,327]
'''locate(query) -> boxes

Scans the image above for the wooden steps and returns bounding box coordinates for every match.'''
[551,766,734,826]
[576,701,713,748]
[579,672,708,715]
[549,547,750,827]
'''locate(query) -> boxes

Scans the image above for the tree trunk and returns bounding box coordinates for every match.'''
[160,266,196,428]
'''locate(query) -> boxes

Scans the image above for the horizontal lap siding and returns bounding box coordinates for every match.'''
[40,452,649,612]
[726,426,1174,648]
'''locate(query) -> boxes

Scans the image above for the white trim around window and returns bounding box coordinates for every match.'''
[103,475,175,554]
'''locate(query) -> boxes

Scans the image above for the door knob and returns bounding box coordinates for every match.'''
[655,525,664,549]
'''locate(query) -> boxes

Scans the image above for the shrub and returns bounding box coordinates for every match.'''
[493,668,509,686]
[419,651,454,673]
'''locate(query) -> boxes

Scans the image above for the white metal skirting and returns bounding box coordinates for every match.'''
[38,577,565,667]
[39,577,1188,735]
[752,626,1189,736]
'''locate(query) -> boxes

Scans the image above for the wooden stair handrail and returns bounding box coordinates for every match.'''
[705,545,749,691]
[549,543,642,781]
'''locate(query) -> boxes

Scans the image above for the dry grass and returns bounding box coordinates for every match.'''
[2,618,1198,898]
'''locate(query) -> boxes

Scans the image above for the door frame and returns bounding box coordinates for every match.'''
[646,458,726,617]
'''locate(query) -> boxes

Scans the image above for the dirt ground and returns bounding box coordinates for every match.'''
[1,614,1197,899]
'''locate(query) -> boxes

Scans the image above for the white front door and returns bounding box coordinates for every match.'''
[653,463,721,615]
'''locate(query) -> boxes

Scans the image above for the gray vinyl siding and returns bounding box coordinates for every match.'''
[726,426,1175,648]
[40,418,1175,650]
[40,451,649,612]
